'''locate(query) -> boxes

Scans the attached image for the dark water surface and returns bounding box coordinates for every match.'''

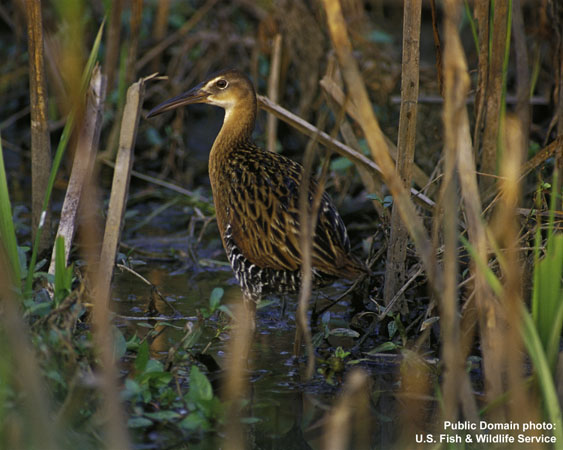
[110,218,403,449]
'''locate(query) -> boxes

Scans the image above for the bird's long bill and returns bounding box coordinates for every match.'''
[146,82,208,118]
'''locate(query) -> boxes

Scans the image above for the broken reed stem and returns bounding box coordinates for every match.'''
[321,0,439,291]
[322,369,370,450]
[442,0,497,419]
[440,0,468,423]
[384,0,422,308]
[25,0,52,255]
[267,33,282,153]
[48,66,106,275]
[98,78,146,305]
[257,95,434,210]
[87,77,153,450]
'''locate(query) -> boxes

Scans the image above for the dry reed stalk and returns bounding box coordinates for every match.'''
[480,0,509,195]
[48,66,106,275]
[429,0,443,96]
[25,0,52,254]
[440,0,478,423]
[86,77,152,450]
[441,0,501,419]
[294,125,327,378]
[472,0,490,158]
[257,94,435,210]
[397,351,432,448]
[104,0,123,93]
[495,115,539,425]
[318,76,431,194]
[82,186,132,450]
[98,77,149,305]
[321,0,439,290]
[0,250,58,450]
[267,34,282,153]
[322,368,370,450]
[321,61,386,218]
[222,302,253,450]
[512,0,531,152]
[384,0,422,308]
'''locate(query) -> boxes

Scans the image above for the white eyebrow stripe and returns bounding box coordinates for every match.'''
[204,76,224,89]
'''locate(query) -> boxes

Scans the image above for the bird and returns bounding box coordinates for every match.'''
[147,69,366,314]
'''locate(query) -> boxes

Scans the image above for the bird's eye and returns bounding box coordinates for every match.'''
[216,79,228,89]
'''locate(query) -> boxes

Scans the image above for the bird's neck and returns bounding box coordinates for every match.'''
[211,98,256,155]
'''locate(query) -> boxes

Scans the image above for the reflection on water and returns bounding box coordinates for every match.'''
[112,263,400,449]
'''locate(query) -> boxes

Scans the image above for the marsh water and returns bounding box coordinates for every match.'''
[109,201,403,449]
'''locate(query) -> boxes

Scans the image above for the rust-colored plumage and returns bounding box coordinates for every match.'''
[148,69,365,302]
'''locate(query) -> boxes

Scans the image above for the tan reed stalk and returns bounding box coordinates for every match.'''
[321,0,440,292]
[322,369,371,450]
[480,0,509,195]
[48,65,105,275]
[440,0,479,423]
[25,0,52,254]
[495,115,540,426]
[384,0,422,309]
[441,0,502,420]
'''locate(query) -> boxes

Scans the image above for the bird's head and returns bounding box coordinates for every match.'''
[147,69,256,118]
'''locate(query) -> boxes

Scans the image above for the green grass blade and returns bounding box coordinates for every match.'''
[520,306,563,445]
[24,20,105,298]
[464,0,479,56]
[0,137,21,283]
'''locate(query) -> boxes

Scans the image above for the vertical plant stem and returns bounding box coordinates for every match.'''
[384,0,421,308]
[267,33,283,153]
[429,0,443,96]
[0,137,21,282]
[512,0,530,160]
[443,0,502,418]
[90,76,149,450]
[480,0,509,194]
[498,115,537,425]
[25,0,52,255]
[98,78,145,306]
[222,302,253,450]
[473,0,490,156]
[441,0,478,423]
[323,369,370,450]
[151,0,170,73]
[321,0,439,291]
[104,0,123,93]
[126,0,143,86]
[48,66,106,275]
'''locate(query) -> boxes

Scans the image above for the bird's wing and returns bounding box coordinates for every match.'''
[224,148,357,276]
